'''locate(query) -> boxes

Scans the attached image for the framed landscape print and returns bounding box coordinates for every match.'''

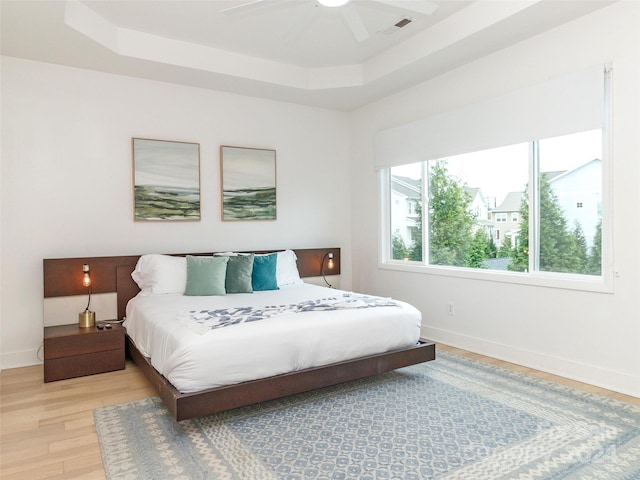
[220,146,277,221]
[132,138,200,221]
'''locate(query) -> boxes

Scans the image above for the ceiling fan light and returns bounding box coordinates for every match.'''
[318,0,350,7]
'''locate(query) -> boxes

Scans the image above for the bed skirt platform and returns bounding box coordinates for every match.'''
[126,336,436,421]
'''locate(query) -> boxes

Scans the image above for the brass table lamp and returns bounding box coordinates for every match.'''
[78,263,96,328]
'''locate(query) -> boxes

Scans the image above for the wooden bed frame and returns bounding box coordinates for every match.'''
[43,249,436,421]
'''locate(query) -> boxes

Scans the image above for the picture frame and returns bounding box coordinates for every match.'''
[220,145,277,221]
[132,138,200,221]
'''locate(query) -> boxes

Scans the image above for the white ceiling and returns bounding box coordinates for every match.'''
[1,0,615,111]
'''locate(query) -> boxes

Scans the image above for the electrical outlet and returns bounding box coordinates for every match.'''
[447,303,455,316]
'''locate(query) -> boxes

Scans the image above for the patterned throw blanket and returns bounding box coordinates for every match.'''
[180,293,398,334]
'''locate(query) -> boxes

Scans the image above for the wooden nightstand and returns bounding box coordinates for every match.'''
[44,322,125,382]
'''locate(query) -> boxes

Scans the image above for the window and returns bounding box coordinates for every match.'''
[534,130,603,275]
[390,164,423,261]
[384,129,604,278]
[377,64,611,290]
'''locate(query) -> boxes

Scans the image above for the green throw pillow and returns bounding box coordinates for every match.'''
[226,254,254,294]
[252,253,279,291]
[184,255,228,296]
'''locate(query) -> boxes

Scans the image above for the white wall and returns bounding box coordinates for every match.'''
[350,2,640,397]
[0,57,352,368]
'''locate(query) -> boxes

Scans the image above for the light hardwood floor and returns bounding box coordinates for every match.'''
[1,344,638,479]
[1,360,155,480]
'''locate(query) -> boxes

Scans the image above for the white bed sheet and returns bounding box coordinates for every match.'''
[124,283,421,393]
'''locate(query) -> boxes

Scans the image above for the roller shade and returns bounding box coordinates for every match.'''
[374,65,606,169]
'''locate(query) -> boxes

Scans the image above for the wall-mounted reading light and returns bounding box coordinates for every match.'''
[321,252,335,288]
[78,263,95,328]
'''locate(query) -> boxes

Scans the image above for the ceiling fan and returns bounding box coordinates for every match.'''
[221,0,439,43]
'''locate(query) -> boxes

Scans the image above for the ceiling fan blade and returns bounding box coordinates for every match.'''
[221,0,271,15]
[371,0,438,16]
[341,4,370,43]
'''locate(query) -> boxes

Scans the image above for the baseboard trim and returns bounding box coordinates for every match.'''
[422,327,640,399]
[1,349,42,371]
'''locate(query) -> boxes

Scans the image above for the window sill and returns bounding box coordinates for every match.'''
[379,261,614,294]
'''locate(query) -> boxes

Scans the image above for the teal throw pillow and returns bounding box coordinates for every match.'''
[184,255,229,296]
[252,254,279,291]
[226,254,254,294]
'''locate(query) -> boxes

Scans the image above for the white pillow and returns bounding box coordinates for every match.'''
[276,250,303,286]
[131,254,187,295]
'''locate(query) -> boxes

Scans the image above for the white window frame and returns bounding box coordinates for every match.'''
[380,135,612,293]
[378,150,614,293]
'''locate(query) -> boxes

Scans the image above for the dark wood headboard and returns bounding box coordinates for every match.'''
[44,248,341,321]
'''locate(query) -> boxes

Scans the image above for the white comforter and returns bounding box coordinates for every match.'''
[124,283,421,393]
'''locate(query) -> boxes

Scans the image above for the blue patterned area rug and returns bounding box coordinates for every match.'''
[94,351,640,479]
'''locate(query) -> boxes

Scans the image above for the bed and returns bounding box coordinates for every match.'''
[43,248,435,420]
